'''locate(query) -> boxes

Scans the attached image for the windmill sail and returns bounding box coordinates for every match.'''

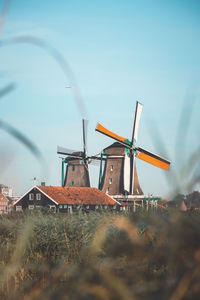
[124,151,130,192]
[130,155,135,195]
[129,101,143,194]
[136,147,170,170]
[132,101,143,144]
[96,123,129,147]
[82,119,88,156]
[57,146,82,158]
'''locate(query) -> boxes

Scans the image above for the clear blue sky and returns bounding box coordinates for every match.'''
[0,0,200,197]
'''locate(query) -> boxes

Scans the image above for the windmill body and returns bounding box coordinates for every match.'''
[100,143,124,195]
[96,101,170,196]
[100,142,143,196]
[64,154,90,187]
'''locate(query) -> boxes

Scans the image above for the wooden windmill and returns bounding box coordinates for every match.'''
[57,119,92,187]
[96,101,170,195]
[98,142,143,195]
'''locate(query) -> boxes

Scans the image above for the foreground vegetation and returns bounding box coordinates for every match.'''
[0,209,200,299]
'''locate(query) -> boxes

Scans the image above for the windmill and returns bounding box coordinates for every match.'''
[97,142,143,195]
[57,119,92,187]
[96,101,170,195]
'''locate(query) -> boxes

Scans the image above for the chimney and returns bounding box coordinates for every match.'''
[41,182,46,186]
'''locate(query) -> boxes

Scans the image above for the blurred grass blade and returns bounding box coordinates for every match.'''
[146,118,178,194]
[0,0,10,36]
[187,174,200,192]
[175,92,196,168]
[0,119,46,168]
[179,146,200,192]
[0,82,16,99]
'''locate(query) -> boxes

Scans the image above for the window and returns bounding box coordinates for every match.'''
[72,181,74,186]
[104,205,108,209]
[72,165,75,171]
[110,165,114,171]
[109,178,112,184]
[59,205,63,209]
[28,205,34,210]
[49,205,56,212]
[95,205,99,209]
[29,193,34,200]
[16,205,22,211]
[113,205,117,210]
[36,193,41,200]
[106,187,109,193]
[86,205,89,209]
[64,205,68,209]
[35,205,41,209]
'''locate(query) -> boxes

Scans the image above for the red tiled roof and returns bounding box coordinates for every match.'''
[37,186,120,206]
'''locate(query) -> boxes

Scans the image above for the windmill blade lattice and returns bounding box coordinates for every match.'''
[82,119,88,157]
[57,146,82,158]
[132,101,143,144]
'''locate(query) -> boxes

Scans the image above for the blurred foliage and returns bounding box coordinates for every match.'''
[171,191,200,209]
[0,210,200,299]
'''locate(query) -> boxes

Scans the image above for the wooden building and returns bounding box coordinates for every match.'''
[100,142,143,196]
[14,186,121,213]
[64,153,90,187]
[0,192,9,214]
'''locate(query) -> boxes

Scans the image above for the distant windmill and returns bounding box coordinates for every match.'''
[57,119,96,187]
[96,101,170,195]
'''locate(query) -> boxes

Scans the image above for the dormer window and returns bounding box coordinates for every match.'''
[29,193,34,200]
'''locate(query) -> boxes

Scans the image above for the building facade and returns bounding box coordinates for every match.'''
[100,142,143,196]
[14,186,121,212]
[0,193,9,214]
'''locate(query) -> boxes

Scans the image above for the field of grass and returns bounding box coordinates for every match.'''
[0,209,200,299]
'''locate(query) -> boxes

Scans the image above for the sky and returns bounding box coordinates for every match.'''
[0,0,200,198]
